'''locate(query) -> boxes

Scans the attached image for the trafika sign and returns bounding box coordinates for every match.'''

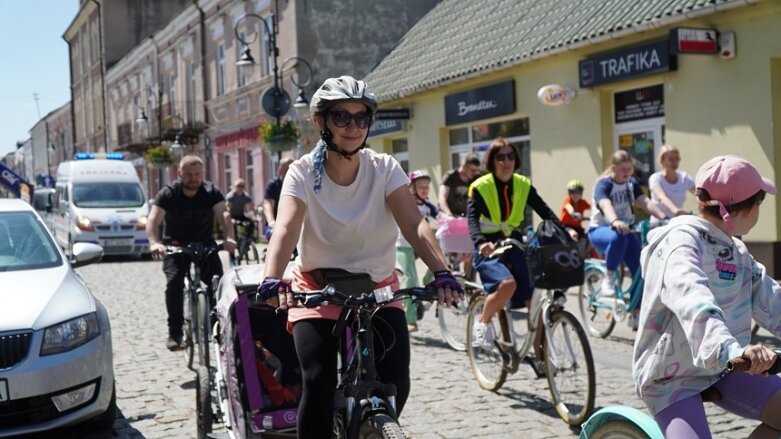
[537,84,576,106]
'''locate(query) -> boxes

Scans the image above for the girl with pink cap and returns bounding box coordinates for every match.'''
[633,155,781,438]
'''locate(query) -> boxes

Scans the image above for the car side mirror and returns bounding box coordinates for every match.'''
[70,242,104,268]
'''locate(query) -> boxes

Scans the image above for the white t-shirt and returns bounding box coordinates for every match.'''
[648,170,695,219]
[281,148,408,281]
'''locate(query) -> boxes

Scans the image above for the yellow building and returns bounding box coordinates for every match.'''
[365,0,781,275]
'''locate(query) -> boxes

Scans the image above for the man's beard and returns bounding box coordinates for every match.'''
[184,181,201,191]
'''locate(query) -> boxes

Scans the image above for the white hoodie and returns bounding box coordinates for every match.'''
[632,215,781,415]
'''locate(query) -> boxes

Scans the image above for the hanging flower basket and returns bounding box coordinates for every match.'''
[145,145,174,168]
[259,120,299,155]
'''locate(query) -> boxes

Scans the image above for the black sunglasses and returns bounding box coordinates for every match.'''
[329,109,373,129]
[494,152,516,162]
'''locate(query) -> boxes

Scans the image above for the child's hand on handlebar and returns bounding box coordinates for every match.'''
[742,344,778,375]
[426,270,464,306]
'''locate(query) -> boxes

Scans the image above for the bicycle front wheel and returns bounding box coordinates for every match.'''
[196,365,213,439]
[196,291,211,368]
[358,413,405,439]
[588,419,656,439]
[578,266,615,338]
[243,242,260,265]
[466,295,508,391]
[545,310,596,426]
[182,288,195,370]
[437,300,469,351]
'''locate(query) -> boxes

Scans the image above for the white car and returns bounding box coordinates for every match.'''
[0,199,115,436]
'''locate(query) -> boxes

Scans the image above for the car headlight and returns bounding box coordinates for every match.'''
[40,313,101,356]
[136,216,148,231]
[76,216,95,232]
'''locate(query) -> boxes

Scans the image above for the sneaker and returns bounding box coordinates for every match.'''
[166,335,184,351]
[407,323,418,333]
[599,276,616,298]
[472,322,494,348]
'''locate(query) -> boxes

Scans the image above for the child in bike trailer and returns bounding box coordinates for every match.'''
[396,169,439,332]
[257,76,463,439]
[633,155,781,438]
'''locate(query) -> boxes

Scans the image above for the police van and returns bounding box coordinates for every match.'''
[52,153,150,258]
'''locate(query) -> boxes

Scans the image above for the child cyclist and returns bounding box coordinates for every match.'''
[559,179,591,242]
[396,170,439,332]
[633,155,781,438]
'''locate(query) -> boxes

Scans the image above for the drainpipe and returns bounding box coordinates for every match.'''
[195,0,212,179]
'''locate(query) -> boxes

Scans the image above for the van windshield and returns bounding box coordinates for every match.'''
[72,183,145,208]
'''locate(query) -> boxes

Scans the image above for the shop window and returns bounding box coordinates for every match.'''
[391,138,409,173]
[223,154,232,190]
[245,150,254,198]
[448,117,530,174]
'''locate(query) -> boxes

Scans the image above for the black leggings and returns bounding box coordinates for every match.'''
[292,308,410,438]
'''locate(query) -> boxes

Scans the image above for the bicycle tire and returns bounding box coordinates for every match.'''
[358,413,406,439]
[196,291,210,368]
[545,310,596,426]
[183,284,195,370]
[437,300,468,351]
[466,296,508,391]
[578,266,616,338]
[588,419,653,439]
[245,242,260,265]
[196,365,213,439]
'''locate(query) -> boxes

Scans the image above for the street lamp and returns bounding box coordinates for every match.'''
[234,4,314,148]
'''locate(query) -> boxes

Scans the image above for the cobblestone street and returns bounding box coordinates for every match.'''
[22,250,777,438]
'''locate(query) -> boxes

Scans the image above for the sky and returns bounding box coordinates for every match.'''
[0,0,79,157]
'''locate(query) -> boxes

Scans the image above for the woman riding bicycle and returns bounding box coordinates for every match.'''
[587,150,665,299]
[257,75,463,438]
[648,144,695,225]
[467,138,563,353]
[633,155,781,438]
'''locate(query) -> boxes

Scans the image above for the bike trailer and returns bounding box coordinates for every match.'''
[435,217,474,254]
[215,264,301,438]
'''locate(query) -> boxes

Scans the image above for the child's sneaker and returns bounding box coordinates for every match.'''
[471,322,494,348]
[599,275,616,298]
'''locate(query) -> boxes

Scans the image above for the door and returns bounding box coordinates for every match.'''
[614,119,663,187]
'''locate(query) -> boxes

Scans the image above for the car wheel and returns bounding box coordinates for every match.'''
[82,383,117,432]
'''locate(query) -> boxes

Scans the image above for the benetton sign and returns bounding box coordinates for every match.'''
[445,80,515,125]
[579,40,677,88]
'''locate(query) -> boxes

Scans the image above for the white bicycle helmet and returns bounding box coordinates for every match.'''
[310,76,378,116]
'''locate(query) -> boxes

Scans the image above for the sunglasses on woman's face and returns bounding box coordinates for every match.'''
[329,110,373,129]
[494,152,515,162]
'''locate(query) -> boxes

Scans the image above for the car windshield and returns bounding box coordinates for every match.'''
[72,183,145,208]
[0,211,62,272]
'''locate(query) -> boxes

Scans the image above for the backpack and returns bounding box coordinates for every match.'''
[526,219,584,290]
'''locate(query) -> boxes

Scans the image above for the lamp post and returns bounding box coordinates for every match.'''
[234,3,313,159]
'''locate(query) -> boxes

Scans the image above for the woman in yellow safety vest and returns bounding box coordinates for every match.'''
[467,138,563,365]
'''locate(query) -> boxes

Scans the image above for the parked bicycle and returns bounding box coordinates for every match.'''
[466,238,596,426]
[580,351,781,438]
[165,242,223,439]
[577,220,652,338]
[292,285,438,438]
[230,219,259,267]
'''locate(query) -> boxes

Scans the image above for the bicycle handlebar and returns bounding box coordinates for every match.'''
[291,286,437,309]
[165,242,224,259]
[727,351,781,374]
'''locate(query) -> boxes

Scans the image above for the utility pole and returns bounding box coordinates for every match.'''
[33,93,41,118]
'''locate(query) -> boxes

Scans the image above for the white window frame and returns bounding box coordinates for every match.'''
[245,149,254,198]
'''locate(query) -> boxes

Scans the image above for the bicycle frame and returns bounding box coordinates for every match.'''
[584,259,644,320]
[502,288,566,373]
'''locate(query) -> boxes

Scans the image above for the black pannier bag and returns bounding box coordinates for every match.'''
[526,219,584,290]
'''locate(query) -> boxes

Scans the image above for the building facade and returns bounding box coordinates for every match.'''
[366,0,781,275]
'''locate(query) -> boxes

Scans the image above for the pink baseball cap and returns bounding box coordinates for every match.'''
[695,155,776,231]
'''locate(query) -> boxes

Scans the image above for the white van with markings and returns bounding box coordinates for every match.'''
[52,153,150,258]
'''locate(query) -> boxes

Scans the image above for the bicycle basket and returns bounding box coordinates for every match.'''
[527,220,584,290]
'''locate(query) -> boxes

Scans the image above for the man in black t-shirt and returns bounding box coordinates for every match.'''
[438,154,481,217]
[147,155,236,350]
[261,157,293,240]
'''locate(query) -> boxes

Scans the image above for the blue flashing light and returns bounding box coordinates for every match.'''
[74,152,125,160]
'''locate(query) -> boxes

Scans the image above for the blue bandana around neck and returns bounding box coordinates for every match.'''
[312,140,327,193]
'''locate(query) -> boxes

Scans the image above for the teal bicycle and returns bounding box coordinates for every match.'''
[577,220,651,338]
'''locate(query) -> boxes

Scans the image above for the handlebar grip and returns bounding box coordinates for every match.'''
[726,357,751,373]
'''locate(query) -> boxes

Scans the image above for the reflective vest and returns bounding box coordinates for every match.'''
[468,173,531,235]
